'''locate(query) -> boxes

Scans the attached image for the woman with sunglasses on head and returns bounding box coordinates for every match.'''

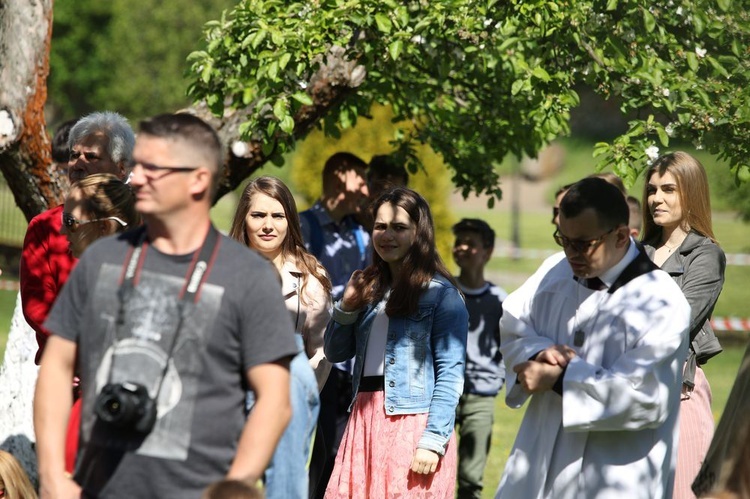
[324,187,468,498]
[229,176,332,499]
[58,173,140,476]
[61,173,139,258]
[641,151,725,499]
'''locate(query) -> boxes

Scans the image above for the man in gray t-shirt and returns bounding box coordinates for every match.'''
[35,114,297,499]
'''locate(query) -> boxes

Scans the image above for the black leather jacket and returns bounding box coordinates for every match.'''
[645,231,726,386]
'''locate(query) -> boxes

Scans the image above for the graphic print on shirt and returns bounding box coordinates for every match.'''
[81,263,224,461]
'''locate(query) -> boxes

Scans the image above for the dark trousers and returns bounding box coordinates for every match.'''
[308,368,352,499]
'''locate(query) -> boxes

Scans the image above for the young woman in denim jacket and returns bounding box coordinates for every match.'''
[324,187,468,498]
[230,176,332,499]
[642,152,726,499]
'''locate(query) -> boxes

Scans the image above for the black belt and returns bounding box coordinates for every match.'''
[359,376,384,392]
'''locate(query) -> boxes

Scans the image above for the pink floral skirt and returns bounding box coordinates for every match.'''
[325,390,457,498]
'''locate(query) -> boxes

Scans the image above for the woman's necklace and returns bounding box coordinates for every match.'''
[663,241,680,253]
[661,227,689,253]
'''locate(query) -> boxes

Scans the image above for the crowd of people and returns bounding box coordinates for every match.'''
[0,108,745,499]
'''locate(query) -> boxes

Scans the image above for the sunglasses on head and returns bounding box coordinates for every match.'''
[62,212,128,233]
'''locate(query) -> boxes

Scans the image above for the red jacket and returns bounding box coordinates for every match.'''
[20,204,77,364]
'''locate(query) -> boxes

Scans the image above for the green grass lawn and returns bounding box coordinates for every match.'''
[0,286,16,357]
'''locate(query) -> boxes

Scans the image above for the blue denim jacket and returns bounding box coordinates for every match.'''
[324,273,468,455]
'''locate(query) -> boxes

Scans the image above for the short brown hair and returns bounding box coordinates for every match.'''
[452,218,495,249]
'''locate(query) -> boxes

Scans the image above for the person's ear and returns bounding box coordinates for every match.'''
[615,225,630,247]
[189,167,212,198]
[482,246,494,264]
[115,160,127,181]
[100,220,116,236]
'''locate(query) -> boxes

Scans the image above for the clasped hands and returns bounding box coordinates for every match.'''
[513,345,577,394]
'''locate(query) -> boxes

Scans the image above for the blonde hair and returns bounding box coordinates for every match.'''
[0,451,37,499]
[641,151,717,243]
[72,173,141,230]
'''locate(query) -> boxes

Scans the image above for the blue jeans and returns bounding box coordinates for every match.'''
[247,335,320,499]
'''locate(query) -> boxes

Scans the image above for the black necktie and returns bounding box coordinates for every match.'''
[574,275,607,291]
[585,276,606,291]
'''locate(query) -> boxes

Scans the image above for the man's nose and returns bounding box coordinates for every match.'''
[128,164,146,186]
[69,156,84,169]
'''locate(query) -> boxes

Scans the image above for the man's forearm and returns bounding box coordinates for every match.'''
[34,337,76,483]
[227,361,292,483]
[227,393,291,483]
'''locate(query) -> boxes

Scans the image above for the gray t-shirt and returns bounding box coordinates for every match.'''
[458,281,508,396]
[45,228,298,499]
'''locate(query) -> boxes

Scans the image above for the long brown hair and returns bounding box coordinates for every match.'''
[359,187,456,317]
[229,176,332,303]
[641,151,717,244]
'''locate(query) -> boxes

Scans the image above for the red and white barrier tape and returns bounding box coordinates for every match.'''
[710,317,750,332]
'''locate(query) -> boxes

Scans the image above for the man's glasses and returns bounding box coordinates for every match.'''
[131,161,199,179]
[62,212,128,233]
[553,227,616,253]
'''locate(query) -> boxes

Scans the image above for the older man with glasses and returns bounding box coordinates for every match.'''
[16,112,135,479]
[20,111,135,364]
[495,177,691,499]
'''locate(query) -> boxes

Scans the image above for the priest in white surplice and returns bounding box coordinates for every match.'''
[497,178,690,499]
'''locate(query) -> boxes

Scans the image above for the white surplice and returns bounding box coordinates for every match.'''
[497,244,690,499]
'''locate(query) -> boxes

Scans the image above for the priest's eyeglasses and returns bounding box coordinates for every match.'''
[553,227,616,253]
[62,212,128,233]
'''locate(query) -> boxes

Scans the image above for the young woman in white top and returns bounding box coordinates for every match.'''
[229,176,332,499]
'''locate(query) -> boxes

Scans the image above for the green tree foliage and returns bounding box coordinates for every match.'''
[290,104,456,262]
[188,0,750,202]
[48,1,114,119]
[48,0,235,121]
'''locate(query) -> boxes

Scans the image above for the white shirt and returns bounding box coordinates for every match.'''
[496,243,691,499]
[363,299,389,377]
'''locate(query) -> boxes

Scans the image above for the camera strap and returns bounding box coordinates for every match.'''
[120,224,221,304]
[107,225,221,391]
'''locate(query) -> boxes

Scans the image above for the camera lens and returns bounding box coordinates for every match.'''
[95,382,149,429]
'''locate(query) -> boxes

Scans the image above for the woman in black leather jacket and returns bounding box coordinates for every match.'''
[642,151,726,499]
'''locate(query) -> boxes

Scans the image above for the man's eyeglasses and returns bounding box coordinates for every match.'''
[62,212,128,233]
[131,161,199,178]
[553,227,616,253]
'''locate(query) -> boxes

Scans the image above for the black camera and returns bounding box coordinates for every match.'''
[94,382,157,434]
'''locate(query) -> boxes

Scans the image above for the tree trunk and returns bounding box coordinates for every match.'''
[0,0,58,222]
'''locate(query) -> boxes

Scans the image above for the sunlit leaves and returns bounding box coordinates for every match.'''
[187,0,750,199]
